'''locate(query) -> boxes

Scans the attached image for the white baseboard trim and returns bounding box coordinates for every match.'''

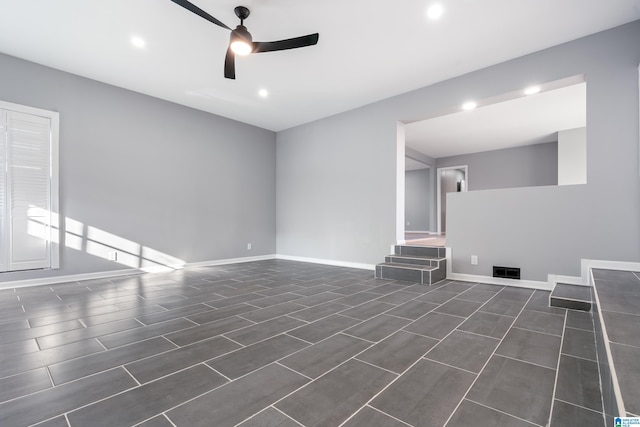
[446,272,552,291]
[0,254,279,290]
[185,254,276,268]
[581,259,640,286]
[276,254,375,271]
[547,274,583,288]
[0,268,143,290]
[443,248,550,290]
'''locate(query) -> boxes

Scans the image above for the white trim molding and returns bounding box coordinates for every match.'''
[0,254,278,290]
[547,274,583,289]
[590,269,626,417]
[276,254,375,271]
[446,272,552,291]
[185,254,276,268]
[0,268,142,290]
[581,259,640,286]
[443,247,551,290]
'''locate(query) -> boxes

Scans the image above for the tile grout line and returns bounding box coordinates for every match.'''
[464,398,542,426]
[494,353,557,371]
[122,365,142,387]
[421,356,480,376]
[554,397,605,414]
[0,264,570,427]
[331,285,498,427]
[275,361,314,381]
[365,404,414,426]
[271,405,305,427]
[354,358,400,377]
[440,290,540,426]
[203,363,233,383]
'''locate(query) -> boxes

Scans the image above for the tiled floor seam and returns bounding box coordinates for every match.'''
[95,337,109,351]
[495,353,557,371]
[340,331,377,344]
[122,365,142,386]
[421,356,480,376]
[440,291,537,426]
[559,352,597,363]
[464,398,543,426]
[553,397,607,414]
[33,369,142,424]
[258,309,439,425]
[354,358,401,377]
[545,307,568,424]
[510,325,563,337]
[270,406,305,427]
[204,363,233,383]
[329,293,492,427]
[360,405,414,427]
[275,361,314,381]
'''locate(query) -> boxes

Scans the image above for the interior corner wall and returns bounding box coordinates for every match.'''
[276,20,640,280]
[436,141,559,191]
[0,53,276,283]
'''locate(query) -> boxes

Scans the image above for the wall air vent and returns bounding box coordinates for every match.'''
[493,266,521,280]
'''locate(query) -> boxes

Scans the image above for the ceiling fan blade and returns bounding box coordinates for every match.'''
[170,0,230,30]
[224,47,236,79]
[252,33,319,53]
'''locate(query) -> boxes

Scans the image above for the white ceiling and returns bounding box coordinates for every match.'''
[0,1,638,132]
[405,82,587,159]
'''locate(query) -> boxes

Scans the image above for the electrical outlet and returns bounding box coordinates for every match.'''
[471,255,478,265]
[108,251,118,261]
[247,243,252,250]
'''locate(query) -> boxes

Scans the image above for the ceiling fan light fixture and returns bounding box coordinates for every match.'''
[230,25,253,55]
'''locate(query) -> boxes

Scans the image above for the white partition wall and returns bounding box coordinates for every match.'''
[558,127,587,185]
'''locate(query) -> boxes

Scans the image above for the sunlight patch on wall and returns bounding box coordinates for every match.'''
[26,209,186,273]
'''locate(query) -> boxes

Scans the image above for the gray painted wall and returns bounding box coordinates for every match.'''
[0,53,276,283]
[406,148,437,230]
[436,142,558,191]
[276,20,640,280]
[440,169,465,233]
[405,169,430,232]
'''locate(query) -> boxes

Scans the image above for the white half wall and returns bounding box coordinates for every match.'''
[558,127,587,185]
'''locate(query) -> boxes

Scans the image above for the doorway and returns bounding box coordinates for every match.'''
[436,165,467,234]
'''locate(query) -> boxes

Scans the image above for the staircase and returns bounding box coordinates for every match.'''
[375,245,447,285]
[549,283,592,311]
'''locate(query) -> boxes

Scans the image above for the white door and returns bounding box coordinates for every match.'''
[1,110,53,271]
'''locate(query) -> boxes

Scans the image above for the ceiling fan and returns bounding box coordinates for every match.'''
[170,0,320,79]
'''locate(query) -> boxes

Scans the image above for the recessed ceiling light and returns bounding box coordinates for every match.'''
[462,101,477,111]
[524,86,541,95]
[427,4,444,20]
[130,36,146,49]
[258,89,269,98]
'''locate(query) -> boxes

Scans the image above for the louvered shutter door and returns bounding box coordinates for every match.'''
[0,111,6,271]
[6,110,52,271]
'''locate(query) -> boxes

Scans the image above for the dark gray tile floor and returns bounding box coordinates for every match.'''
[0,260,602,426]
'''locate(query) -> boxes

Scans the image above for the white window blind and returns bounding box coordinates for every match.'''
[0,102,59,272]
